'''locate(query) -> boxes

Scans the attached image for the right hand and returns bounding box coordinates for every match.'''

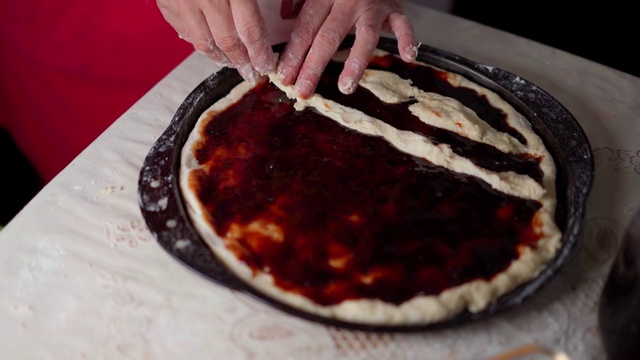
[276,0,416,98]
[156,0,277,84]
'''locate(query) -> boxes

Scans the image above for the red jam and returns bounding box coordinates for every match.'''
[189,63,543,306]
[316,60,542,183]
[368,54,528,145]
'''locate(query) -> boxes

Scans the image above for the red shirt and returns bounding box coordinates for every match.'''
[0,2,193,182]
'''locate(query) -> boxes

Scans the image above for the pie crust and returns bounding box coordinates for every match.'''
[179,50,561,325]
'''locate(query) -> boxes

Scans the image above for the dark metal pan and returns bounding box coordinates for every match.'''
[138,34,594,332]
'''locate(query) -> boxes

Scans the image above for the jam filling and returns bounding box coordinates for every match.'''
[191,80,543,306]
[315,60,543,183]
[368,54,528,145]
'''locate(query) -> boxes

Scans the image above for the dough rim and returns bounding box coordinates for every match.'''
[179,52,562,325]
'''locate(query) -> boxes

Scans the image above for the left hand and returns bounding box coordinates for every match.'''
[157,0,277,84]
[276,0,416,99]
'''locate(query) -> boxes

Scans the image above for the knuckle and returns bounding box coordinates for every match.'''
[291,22,315,45]
[240,23,268,46]
[346,57,367,74]
[316,30,342,49]
[397,29,415,43]
[283,50,303,64]
[391,14,413,33]
[356,23,379,43]
[216,35,242,53]
[303,65,323,80]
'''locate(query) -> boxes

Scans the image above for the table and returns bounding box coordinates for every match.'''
[2,3,639,359]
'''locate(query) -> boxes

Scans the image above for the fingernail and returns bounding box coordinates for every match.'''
[295,79,313,98]
[238,64,260,85]
[338,79,357,95]
[404,43,420,61]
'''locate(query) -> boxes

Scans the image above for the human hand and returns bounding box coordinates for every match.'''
[276,0,416,98]
[157,0,277,84]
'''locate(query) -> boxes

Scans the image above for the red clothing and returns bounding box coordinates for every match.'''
[0,2,192,182]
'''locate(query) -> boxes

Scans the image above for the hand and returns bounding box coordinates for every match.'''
[157,0,277,84]
[276,0,416,99]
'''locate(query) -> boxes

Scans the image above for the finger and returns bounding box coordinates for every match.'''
[156,0,230,65]
[167,5,231,66]
[294,7,353,98]
[201,1,259,84]
[156,0,186,36]
[276,0,333,86]
[230,0,276,74]
[387,12,417,62]
[338,11,385,94]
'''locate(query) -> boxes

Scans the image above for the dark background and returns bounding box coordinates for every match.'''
[1,0,638,225]
[451,0,639,78]
[1,129,42,225]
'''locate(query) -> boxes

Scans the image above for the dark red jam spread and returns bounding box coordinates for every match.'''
[316,60,543,183]
[190,71,543,306]
[368,54,528,145]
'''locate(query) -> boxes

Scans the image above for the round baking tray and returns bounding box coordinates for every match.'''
[138,35,594,332]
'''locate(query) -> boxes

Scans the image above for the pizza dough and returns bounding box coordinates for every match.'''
[179,49,561,325]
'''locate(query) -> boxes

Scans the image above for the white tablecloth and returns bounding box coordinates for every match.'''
[2,3,639,359]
